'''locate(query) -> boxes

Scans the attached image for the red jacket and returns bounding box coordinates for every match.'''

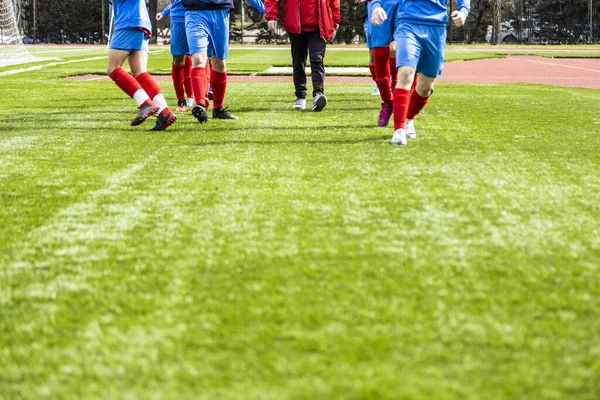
[265,0,341,39]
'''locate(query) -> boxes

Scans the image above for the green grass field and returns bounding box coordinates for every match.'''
[1,46,600,399]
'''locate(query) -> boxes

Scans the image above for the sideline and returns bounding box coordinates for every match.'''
[0,56,107,77]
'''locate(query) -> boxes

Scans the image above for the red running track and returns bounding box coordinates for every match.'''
[68,56,600,90]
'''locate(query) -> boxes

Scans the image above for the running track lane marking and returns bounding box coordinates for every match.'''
[0,56,108,77]
[510,56,600,74]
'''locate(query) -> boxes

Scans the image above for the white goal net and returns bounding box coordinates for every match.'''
[0,0,37,66]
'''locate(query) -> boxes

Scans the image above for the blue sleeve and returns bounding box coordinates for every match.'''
[457,0,470,17]
[245,0,266,14]
[162,3,173,17]
[370,0,383,10]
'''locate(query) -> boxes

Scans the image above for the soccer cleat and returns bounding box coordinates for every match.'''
[149,112,177,131]
[371,84,380,96]
[208,87,213,101]
[293,98,306,110]
[192,104,208,123]
[176,100,187,113]
[131,101,159,126]
[405,118,416,139]
[312,93,327,112]
[186,97,195,108]
[213,107,238,120]
[390,128,407,145]
[377,102,393,127]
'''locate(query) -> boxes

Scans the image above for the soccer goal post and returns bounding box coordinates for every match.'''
[0,0,37,66]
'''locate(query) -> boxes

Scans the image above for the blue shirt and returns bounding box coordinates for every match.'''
[371,0,470,26]
[105,0,152,33]
[183,0,264,14]
[161,0,186,23]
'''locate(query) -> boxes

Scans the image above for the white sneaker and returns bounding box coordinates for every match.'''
[390,128,407,145]
[371,84,380,96]
[405,119,416,139]
[186,98,195,108]
[293,98,306,110]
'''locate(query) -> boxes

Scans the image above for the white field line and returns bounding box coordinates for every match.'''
[509,56,600,73]
[0,56,107,76]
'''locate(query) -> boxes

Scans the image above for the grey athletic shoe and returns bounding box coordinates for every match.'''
[312,93,327,112]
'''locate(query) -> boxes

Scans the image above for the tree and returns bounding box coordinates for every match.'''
[492,0,502,44]
[148,0,158,44]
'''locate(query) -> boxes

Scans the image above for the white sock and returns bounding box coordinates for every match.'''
[133,89,150,106]
[153,93,168,114]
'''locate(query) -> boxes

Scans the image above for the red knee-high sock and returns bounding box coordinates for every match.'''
[172,63,185,101]
[137,72,171,114]
[136,72,160,99]
[191,66,207,108]
[183,55,193,99]
[393,88,411,130]
[373,46,392,103]
[407,90,430,120]
[411,72,418,92]
[389,57,397,88]
[204,62,211,99]
[211,70,227,109]
[110,68,142,98]
[368,64,376,82]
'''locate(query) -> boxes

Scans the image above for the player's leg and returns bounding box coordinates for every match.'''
[208,9,236,120]
[389,40,398,91]
[184,55,195,107]
[289,32,309,110]
[405,25,444,139]
[172,55,187,112]
[369,0,396,125]
[390,23,420,145]
[106,29,158,126]
[171,20,190,112]
[130,49,177,131]
[185,10,210,123]
[307,30,328,112]
[206,52,213,102]
[364,19,378,95]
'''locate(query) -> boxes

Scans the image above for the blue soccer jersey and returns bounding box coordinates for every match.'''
[106,0,152,34]
[161,0,186,23]
[398,0,470,25]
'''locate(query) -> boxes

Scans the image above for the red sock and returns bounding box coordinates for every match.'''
[191,66,207,107]
[211,70,227,109]
[411,72,418,92]
[373,46,392,103]
[368,64,376,82]
[136,72,161,99]
[183,55,193,99]
[172,63,185,101]
[109,68,141,98]
[407,90,429,120]
[393,88,411,130]
[204,62,211,98]
[389,57,397,84]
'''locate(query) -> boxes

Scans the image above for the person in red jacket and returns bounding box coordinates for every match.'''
[265,0,341,112]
